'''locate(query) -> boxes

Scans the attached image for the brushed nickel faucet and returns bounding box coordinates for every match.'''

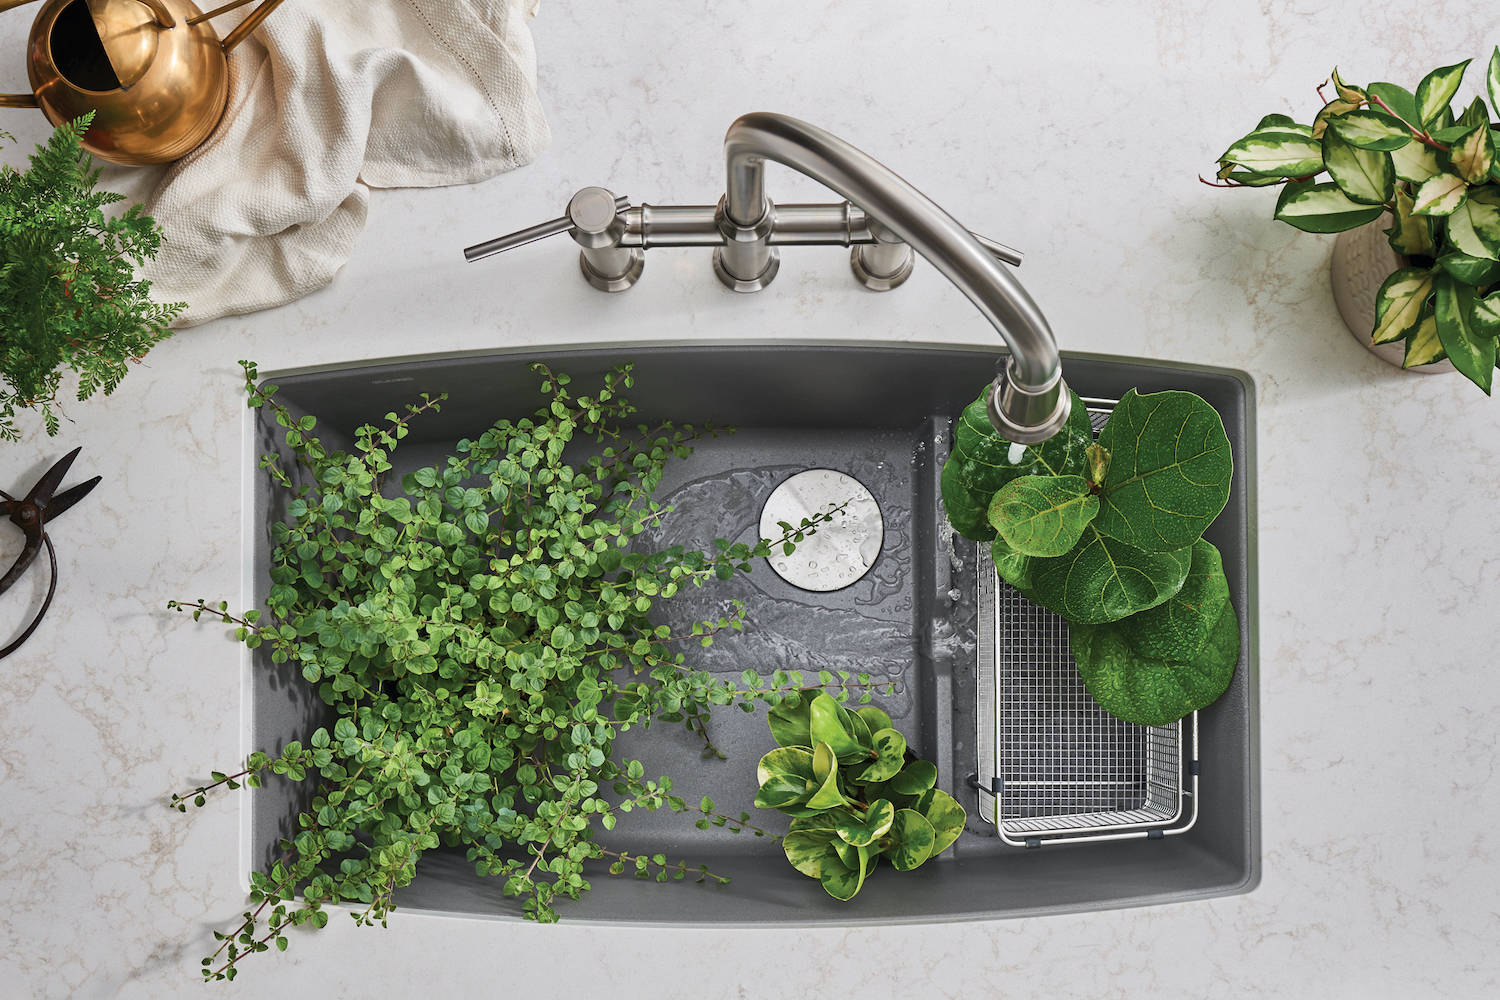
[465,112,1071,442]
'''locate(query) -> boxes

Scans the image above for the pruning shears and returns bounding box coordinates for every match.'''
[0,447,100,659]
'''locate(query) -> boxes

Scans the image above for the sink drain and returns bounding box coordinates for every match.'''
[759,469,883,592]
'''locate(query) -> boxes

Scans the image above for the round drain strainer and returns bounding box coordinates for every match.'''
[759,469,883,592]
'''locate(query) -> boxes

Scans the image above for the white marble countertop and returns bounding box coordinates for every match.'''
[3,1,1498,996]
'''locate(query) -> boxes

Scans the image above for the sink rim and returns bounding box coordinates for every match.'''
[239,339,1260,923]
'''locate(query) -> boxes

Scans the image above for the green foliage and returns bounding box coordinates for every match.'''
[0,115,183,440]
[944,387,1240,725]
[1068,540,1240,725]
[985,474,1097,557]
[940,385,1091,542]
[169,361,880,980]
[756,693,963,899]
[1211,54,1500,393]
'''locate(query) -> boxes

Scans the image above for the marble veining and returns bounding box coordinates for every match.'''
[2,1,1498,995]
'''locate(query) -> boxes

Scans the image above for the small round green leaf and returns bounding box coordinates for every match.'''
[819,851,866,900]
[767,696,812,748]
[757,746,815,786]
[809,693,866,763]
[855,728,908,783]
[888,759,937,795]
[754,775,812,810]
[854,706,893,734]
[834,798,895,847]
[783,830,836,878]
[914,788,967,855]
[884,809,936,871]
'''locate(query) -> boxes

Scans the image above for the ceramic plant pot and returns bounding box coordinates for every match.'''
[1329,213,1456,374]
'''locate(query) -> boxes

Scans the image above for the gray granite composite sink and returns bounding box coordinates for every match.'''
[248,341,1259,925]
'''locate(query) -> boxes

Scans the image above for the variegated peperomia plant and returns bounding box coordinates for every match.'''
[1210,53,1500,394]
[754,693,965,899]
[942,387,1240,727]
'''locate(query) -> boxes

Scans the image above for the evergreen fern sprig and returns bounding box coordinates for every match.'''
[0,114,184,440]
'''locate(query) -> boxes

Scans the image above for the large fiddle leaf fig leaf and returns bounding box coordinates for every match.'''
[1111,539,1230,661]
[943,386,1092,542]
[884,809,936,871]
[1091,390,1233,553]
[987,475,1099,558]
[989,536,1035,591]
[1070,604,1239,726]
[1070,558,1240,729]
[1023,526,1193,624]
[1434,275,1495,394]
[1322,127,1394,205]
[1070,539,1239,726]
[940,455,993,541]
[1274,180,1384,233]
[1372,268,1435,344]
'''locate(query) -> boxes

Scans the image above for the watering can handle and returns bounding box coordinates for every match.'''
[0,0,37,105]
[188,0,288,53]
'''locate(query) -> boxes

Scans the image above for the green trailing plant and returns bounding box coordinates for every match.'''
[753,692,964,900]
[1208,54,1500,394]
[0,114,183,441]
[168,361,883,981]
[942,386,1240,727]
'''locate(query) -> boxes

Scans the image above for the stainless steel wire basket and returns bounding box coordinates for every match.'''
[974,399,1199,847]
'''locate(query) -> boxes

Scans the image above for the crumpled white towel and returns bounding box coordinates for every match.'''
[113,0,550,327]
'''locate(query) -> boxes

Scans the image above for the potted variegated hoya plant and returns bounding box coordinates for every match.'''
[1209,51,1500,395]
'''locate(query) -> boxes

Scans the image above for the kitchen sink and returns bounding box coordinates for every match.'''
[246,341,1258,925]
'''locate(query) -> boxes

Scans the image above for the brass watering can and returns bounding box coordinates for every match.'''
[0,0,287,165]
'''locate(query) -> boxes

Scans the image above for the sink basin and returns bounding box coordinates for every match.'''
[247,341,1258,924]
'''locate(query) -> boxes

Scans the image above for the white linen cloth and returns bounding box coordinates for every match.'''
[119,0,550,327]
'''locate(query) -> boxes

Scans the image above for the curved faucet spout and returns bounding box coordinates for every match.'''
[722,112,1070,442]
